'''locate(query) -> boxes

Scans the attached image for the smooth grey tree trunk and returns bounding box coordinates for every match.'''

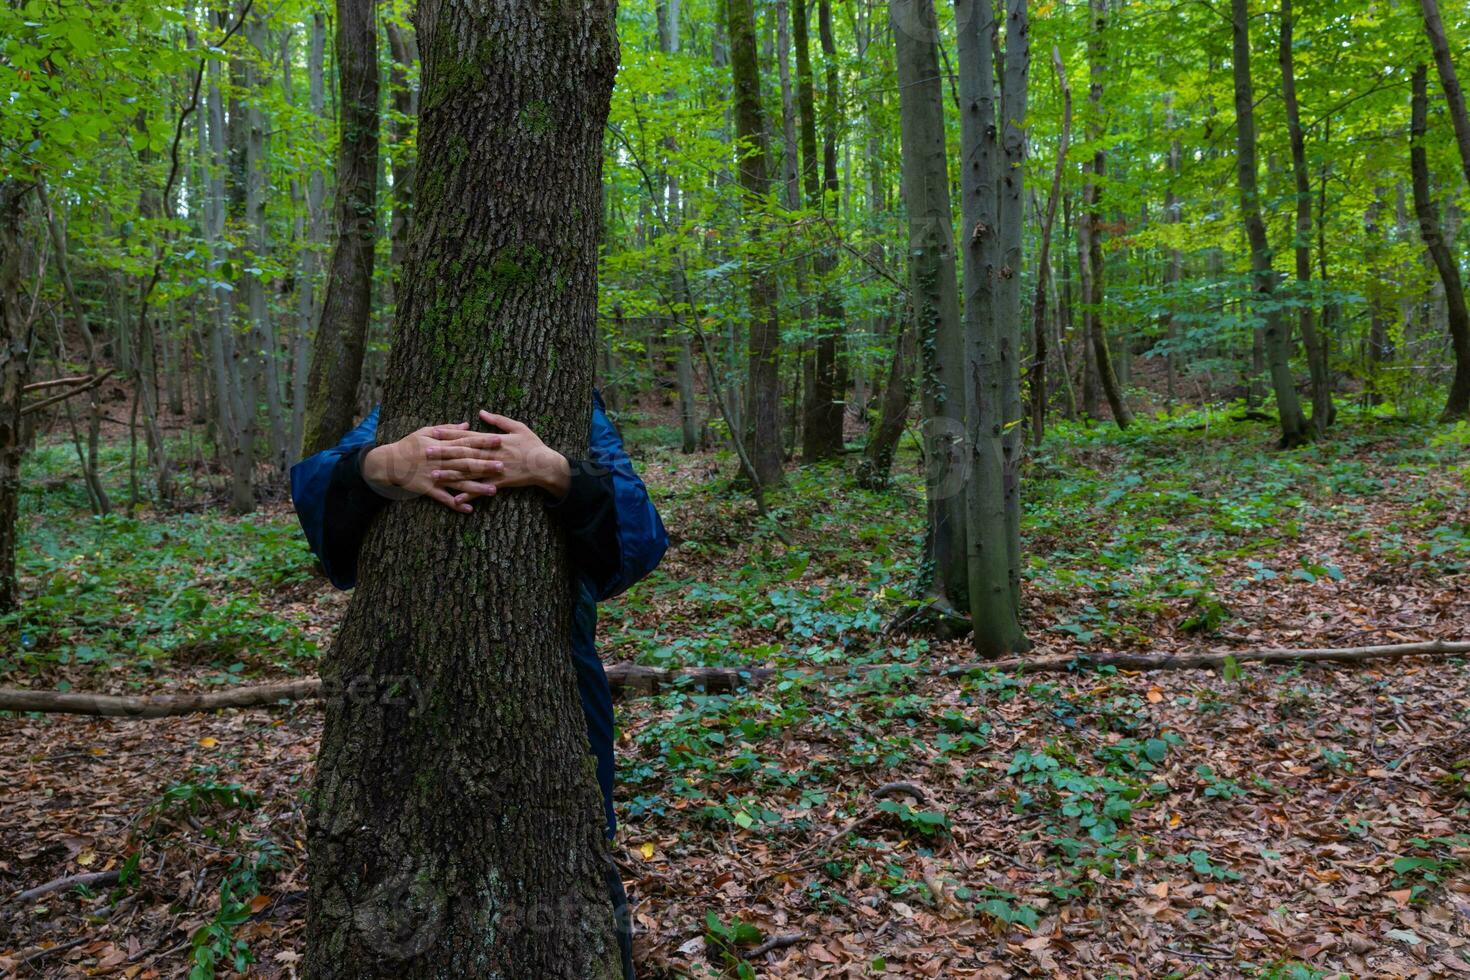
[893,0,968,615]
[304,0,623,974]
[955,0,1027,656]
[1029,46,1068,447]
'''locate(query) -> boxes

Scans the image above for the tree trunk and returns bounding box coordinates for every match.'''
[997,0,1028,620]
[1420,0,1470,190]
[386,19,419,294]
[858,315,914,493]
[36,181,110,515]
[1231,0,1308,446]
[728,0,784,485]
[0,183,31,613]
[892,0,968,613]
[303,0,624,974]
[293,12,329,457]
[955,0,1026,655]
[205,35,254,514]
[1279,0,1332,437]
[1029,48,1070,448]
[1164,91,1182,403]
[301,0,379,456]
[244,10,287,472]
[1410,64,1470,421]
[1083,0,1131,429]
[802,0,845,460]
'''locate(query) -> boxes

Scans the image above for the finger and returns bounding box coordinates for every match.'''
[447,480,498,496]
[425,439,502,460]
[479,411,529,434]
[426,486,473,514]
[430,433,504,454]
[428,422,471,440]
[430,459,504,479]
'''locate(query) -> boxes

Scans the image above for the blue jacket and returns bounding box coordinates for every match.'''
[289,392,668,836]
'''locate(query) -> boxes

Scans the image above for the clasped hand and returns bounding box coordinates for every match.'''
[363,410,572,514]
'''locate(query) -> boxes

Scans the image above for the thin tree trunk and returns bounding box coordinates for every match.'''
[205,36,254,514]
[728,0,784,485]
[386,20,418,294]
[0,182,32,613]
[301,0,379,456]
[857,305,912,490]
[303,0,623,973]
[293,13,328,457]
[1411,64,1470,421]
[1420,0,1470,190]
[1232,0,1309,446]
[803,0,845,460]
[36,181,110,514]
[1164,91,1182,403]
[1279,0,1332,437]
[1028,47,1070,447]
[893,0,968,614]
[244,9,287,471]
[1083,0,1131,429]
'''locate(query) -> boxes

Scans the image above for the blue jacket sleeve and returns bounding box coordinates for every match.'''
[289,407,381,590]
[550,391,668,601]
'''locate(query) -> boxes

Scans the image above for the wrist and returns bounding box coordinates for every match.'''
[363,444,398,488]
[541,451,572,499]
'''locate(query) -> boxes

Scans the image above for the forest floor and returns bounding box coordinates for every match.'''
[1,404,1468,978]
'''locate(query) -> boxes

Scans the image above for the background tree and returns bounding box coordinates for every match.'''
[301,0,379,457]
[892,0,968,617]
[1231,0,1309,447]
[1410,64,1470,421]
[726,0,784,485]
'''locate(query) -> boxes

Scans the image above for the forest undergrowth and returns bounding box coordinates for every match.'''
[1,404,1467,978]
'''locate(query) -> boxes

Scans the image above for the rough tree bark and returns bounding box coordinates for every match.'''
[1279,0,1332,437]
[892,0,968,615]
[302,0,624,974]
[301,0,379,456]
[1083,0,1132,429]
[1231,0,1309,446]
[1410,64,1470,421]
[0,183,31,613]
[728,0,784,485]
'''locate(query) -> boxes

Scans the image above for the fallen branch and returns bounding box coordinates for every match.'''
[0,679,321,718]
[744,933,804,959]
[13,870,121,904]
[0,641,1464,718]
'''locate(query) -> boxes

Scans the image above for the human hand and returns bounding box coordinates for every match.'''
[362,422,488,514]
[425,410,571,509]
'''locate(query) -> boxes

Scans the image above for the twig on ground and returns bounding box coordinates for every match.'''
[12,870,121,904]
[745,933,805,959]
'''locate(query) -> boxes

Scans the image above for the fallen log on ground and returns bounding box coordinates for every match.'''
[0,640,1465,718]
